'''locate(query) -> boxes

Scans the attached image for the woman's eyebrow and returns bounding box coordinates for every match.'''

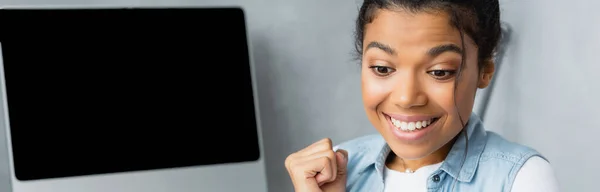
[366,41,396,55]
[427,44,463,57]
[365,42,463,58]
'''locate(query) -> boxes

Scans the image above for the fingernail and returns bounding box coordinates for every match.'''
[337,149,348,161]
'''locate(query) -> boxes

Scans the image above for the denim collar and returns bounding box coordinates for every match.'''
[356,113,488,183]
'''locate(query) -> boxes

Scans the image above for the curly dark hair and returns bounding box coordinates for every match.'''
[354,0,501,69]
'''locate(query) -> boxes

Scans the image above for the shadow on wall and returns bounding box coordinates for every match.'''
[477,22,512,120]
[475,22,520,141]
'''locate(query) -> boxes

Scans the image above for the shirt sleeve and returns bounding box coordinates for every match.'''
[511,156,560,192]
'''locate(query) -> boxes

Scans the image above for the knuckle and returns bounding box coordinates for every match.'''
[321,138,332,146]
[316,138,333,149]
[288,160,298,170]
[284,153,296,168]
[325,150,336,160]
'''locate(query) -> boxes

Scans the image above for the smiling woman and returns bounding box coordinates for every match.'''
[284,0,560,192]
[360,7,481,166]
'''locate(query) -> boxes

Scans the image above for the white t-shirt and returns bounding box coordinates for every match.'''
[383,156,559,192]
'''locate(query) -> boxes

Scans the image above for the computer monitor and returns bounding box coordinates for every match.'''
[0,7,268,192]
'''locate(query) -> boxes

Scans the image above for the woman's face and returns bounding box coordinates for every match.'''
[361,9,494,160]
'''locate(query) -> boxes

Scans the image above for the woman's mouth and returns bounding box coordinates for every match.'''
[389,116,440,132]
[383,113,441,141]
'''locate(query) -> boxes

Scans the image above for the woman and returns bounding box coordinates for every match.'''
[284,0,560,191]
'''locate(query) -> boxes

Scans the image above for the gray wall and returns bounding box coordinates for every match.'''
[483,1,599,191]
[0,0,597,191]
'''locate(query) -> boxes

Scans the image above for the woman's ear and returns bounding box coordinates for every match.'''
[478,60,495,88]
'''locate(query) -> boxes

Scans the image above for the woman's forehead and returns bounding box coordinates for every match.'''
[363,9,467,52]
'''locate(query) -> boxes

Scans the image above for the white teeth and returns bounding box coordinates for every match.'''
[408,122,415,131]
[390,117,435,131]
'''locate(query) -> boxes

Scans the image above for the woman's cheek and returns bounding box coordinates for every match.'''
[362,76,392,110]
[428,83,457,113]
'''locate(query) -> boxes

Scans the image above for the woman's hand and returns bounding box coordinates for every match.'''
[285,138,348,192]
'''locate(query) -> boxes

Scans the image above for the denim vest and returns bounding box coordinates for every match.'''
[335,113,545,192]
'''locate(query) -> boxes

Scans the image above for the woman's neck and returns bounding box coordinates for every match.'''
[386,138,456,172]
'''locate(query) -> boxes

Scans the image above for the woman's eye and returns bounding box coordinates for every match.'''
[369,66,395,76]
[427,70,456,80]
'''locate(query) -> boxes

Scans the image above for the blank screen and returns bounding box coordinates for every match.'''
[0,8,260,181]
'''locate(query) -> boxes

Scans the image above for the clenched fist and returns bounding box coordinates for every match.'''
[285,138,348,192]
